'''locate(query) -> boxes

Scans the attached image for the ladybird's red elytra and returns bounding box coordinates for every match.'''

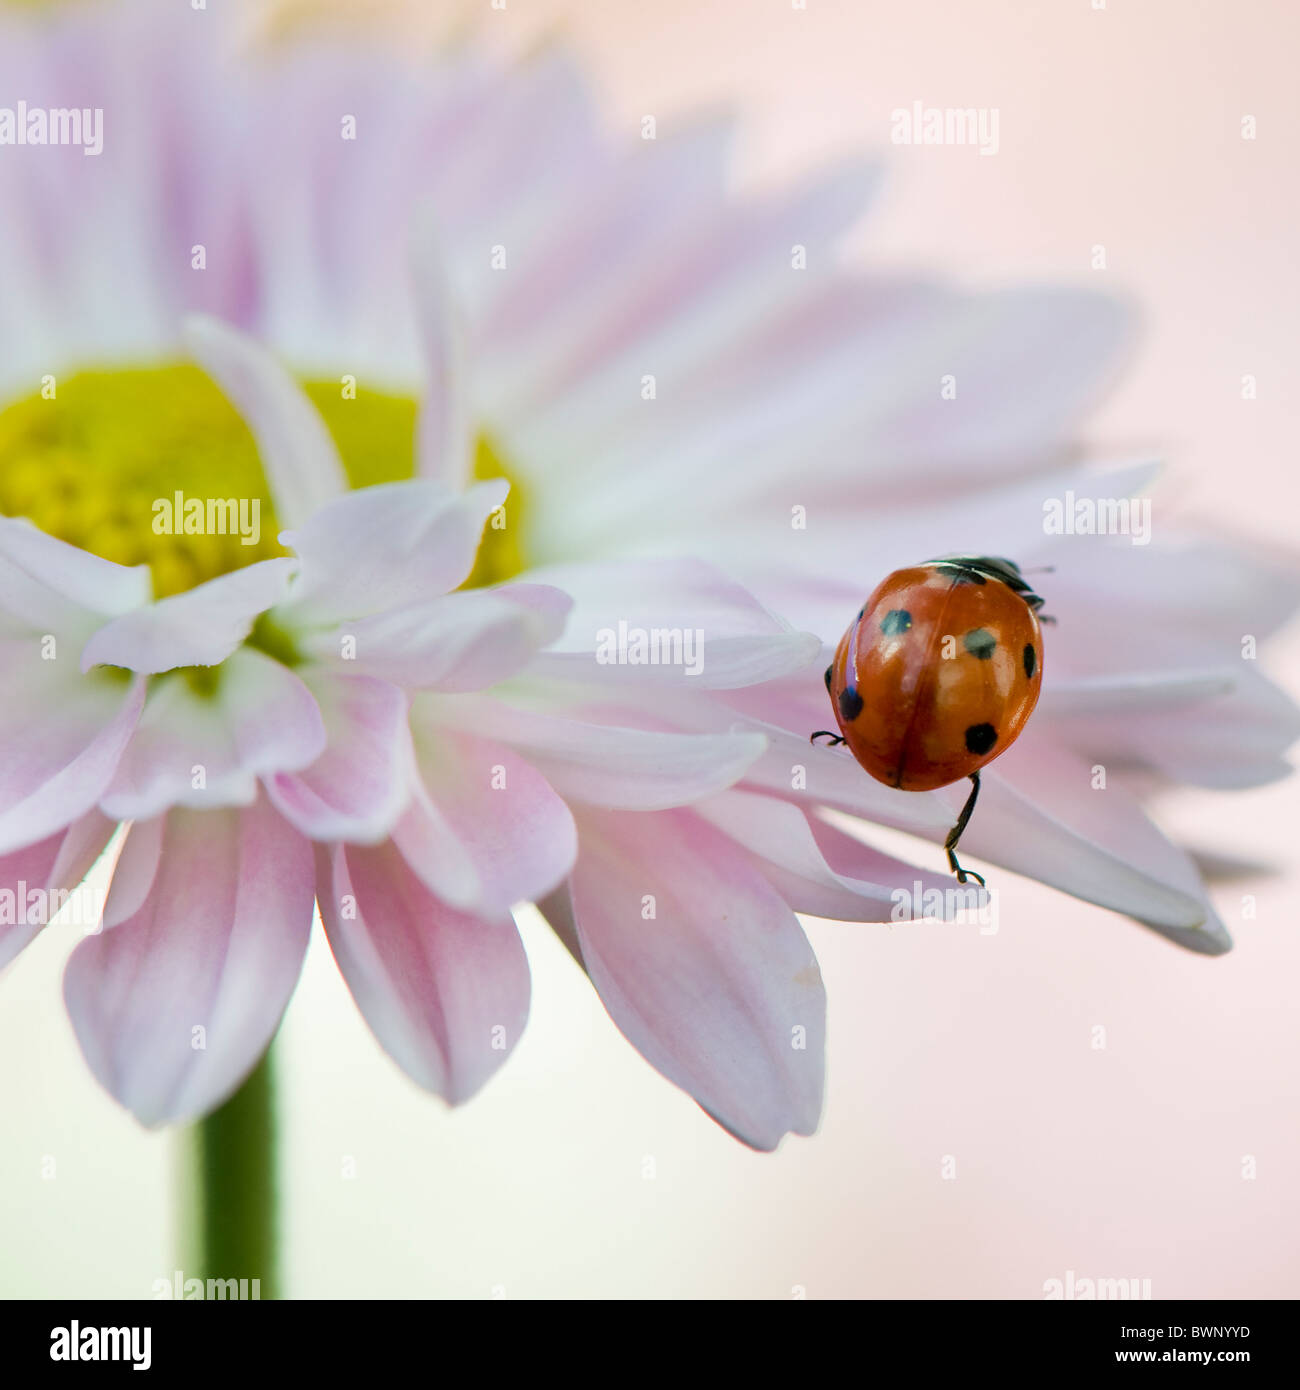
[811,555,1048,886]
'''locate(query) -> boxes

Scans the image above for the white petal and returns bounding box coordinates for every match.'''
[1045,667,1300,791]
[425,693,767,810]
[1039,670,1238,716]
[280,478,509,628]
[0,517,151,633]
[521,557,821,688]
[411,214,472,489]
[505,159,881,455]
[1045,535,1300,656]
[300,583,570,691]
[80,559,296,674]
[474,115,737,407]
[183,314,347,529]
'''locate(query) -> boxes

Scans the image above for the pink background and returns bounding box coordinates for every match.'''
[2,0,1297,1298]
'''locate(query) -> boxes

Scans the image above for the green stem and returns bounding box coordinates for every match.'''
[186,1045,280,1299]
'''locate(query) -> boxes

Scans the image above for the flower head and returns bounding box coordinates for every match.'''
[2,315,828,1144]
[1,0,1295,1155]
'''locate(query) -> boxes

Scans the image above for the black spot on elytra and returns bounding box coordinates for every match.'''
[963,628,996,660]
[881,609,912,636]
[933,564,986,584]
[824,664,833,691]
[838,687,864,722]
[1023,644,1036,679]
[965,722,997,756]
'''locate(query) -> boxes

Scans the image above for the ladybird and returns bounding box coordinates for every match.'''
[811,555,1049,886]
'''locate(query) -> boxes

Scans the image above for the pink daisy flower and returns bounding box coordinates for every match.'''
[3,314,835,1147]
[0,0,1293,1166]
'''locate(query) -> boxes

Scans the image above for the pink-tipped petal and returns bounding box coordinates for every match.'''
[0,810,115,968]
[393,725,576,915]
[961,735,1229,953]
[694,787,971,922]
[317,839,530,1104]
[99,813,166,930]
[0,651,145,856]
[553,806,826,1150]
[63,799,314,1126]
[100,648,326,821]
[264,669,411,843]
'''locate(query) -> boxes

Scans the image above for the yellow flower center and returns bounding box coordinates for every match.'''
[0,365,525,598]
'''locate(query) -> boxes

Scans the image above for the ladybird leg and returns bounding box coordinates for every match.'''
[943,770,987,887]
[1038,613,1058,626]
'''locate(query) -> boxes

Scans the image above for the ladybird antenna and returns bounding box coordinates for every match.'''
[1020,565,1055,575]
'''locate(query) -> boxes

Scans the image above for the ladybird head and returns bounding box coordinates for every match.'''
[925,554,1047,611]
